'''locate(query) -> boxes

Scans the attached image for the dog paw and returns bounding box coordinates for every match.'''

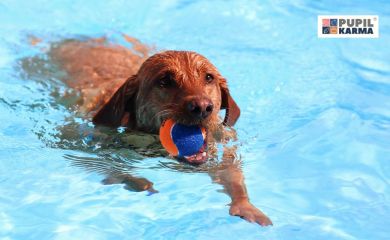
[229,200,273,226]
[102,174,157,193]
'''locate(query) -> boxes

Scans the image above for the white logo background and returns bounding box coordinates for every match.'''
[318,15,379,38]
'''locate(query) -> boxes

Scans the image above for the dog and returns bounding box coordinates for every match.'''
[33,35,272,226]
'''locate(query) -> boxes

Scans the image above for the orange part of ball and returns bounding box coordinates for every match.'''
[201,127,206,139]
[159,119,179,156]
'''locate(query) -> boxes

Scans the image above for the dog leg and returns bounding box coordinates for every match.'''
[209,146,272,226]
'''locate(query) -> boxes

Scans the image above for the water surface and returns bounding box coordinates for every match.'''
[0,1,389,239]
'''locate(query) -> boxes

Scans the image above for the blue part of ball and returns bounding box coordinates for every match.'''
[171,123,204,157]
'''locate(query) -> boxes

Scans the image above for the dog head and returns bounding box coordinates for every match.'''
[93,51,240,133]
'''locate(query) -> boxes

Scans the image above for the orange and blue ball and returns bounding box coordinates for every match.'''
[159,119,206,157]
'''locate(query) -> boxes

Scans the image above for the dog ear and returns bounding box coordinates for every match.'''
[93,75,138,127]
[219,78,240,127]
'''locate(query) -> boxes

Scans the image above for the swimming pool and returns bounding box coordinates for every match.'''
[0,0,389,239]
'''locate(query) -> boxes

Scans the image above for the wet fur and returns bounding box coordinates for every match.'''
[49,37,240,134]
[42,36,271,226]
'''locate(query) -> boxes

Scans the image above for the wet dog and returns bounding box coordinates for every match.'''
[32,35,272,226]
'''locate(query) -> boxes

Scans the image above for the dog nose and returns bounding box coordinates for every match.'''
[187,98,214,119]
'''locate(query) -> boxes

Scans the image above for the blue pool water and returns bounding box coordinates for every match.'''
[1,1,389,239]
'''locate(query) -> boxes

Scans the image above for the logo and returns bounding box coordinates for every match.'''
[318,15,379,38]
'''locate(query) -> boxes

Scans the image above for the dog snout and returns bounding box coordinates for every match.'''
[186,97,214,120]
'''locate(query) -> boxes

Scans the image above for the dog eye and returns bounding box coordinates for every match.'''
[205,73,214,83]
[158,73,175,88]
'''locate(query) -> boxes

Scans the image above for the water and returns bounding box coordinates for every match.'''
[1,0,389,239]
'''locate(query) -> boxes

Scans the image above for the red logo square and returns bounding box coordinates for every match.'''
[322,19,330,27]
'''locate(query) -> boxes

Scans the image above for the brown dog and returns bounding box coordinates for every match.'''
[46,36,272,226]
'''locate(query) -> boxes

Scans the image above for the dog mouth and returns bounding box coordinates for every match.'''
[160,115,209,164]
[170,116,211,129]
[178,142,208,164]
[159,108,213,129]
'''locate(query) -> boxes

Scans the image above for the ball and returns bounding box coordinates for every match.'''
[159,119,206,157]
